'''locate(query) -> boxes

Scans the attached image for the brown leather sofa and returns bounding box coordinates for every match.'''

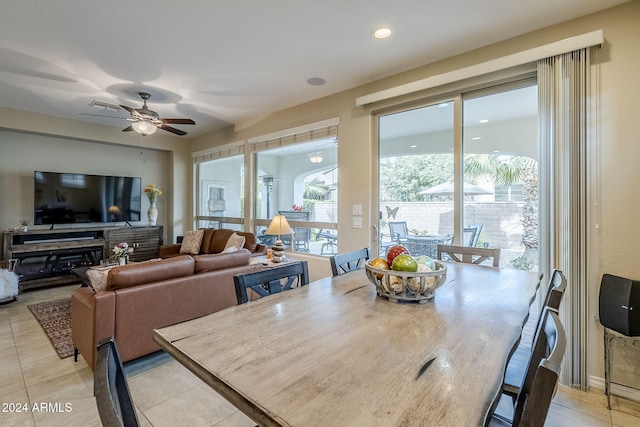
[158,228,267,258]
[71,250,260,370]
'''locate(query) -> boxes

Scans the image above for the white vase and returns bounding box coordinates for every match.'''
[148,200,158,226]
[119,257,126,266]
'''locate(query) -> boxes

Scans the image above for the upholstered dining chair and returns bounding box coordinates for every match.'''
[94,337,139,427]
[330,248,371,276]
[233,261,309,304]
[437,244,501,267]
[502,269,567,401]
[487,308,566,427]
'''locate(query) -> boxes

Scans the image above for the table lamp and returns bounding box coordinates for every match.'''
[265,214,293,262]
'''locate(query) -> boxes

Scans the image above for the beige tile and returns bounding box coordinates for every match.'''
[610,395,640,417]
[143,383,238,427]
[128,360,203,411]
[26,366,94,402]
[551,385,613,423]
[544,402,612,427]
[0,387,35,427]
[212,410,257,427]
[30,396,101,427]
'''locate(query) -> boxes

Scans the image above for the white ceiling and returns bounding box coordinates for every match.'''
[0,1,627,138]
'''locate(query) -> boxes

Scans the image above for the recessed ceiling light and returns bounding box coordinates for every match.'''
[437,103,450,108]
[493,150,501,153]
[410,145,417,148]
[373,27,392,39]
[471,136,481,140]
[307,77,326,86]
[479,119,489,123]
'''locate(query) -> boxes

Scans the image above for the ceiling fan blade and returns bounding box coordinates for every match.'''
[79,113,127,119]
[119,104,135,114]
[160,118,195,125]
[122,125,134,132]
[159,124,187,136]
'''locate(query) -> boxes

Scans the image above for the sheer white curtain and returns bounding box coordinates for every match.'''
[538,48,591,389]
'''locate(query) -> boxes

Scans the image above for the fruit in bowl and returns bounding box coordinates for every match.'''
[369,257,390,279]
[391,254,418,272]
[386,245,409,265]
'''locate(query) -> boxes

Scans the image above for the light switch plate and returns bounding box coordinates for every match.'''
[352,204,362,216]
[353,216,362,229]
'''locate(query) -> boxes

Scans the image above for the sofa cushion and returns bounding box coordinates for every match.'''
[106,255,195,291]
[180,229,204,255]
[224,232,245,251]
[193,249,251,274]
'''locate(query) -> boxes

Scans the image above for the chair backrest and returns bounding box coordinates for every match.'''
[543,269,567,311]
[513,309,566,427]
[330,248,371,276]
[437,244,500,267]
[94,338,140,427]
[463,224,483,247]
[234,261,310,304]
[388,221,409,241]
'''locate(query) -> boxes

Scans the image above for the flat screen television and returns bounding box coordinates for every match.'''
[34,171,142,225]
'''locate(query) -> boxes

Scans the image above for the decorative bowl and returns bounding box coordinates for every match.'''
[364,260,447,304]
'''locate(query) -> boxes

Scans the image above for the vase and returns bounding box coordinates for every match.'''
[119,257,126,266]
[148,200,158,226]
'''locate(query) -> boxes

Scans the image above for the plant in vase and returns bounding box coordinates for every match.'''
[112,242,134,265]
[144,184,162,225]
[19,219,29,232]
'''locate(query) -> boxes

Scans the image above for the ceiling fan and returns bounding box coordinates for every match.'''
[82,92,195,136]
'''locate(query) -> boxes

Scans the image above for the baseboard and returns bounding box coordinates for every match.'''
[589,375,640,403]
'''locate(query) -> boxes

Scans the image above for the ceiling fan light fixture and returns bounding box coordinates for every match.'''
[309,152,323,163]
[132,120,158,136]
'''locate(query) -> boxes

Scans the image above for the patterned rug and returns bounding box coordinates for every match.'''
[27,297,74,359]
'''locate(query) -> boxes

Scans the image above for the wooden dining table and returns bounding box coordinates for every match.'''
[153,262,539,427]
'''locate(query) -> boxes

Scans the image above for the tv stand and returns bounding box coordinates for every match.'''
[3,225,163,292]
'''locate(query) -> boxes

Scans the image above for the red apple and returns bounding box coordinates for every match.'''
[386,245,409,266]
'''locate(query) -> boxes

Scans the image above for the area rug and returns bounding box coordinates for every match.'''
[27,297,74,359]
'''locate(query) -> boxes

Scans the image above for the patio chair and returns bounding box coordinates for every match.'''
[388,221,410,243]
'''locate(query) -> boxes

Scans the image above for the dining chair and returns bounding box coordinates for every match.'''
[234,261,310,304]
[487,308,566,427]
[330,248,371,276]
[502,270,567,401]
[437,244,501,267]
[94,337,140,427]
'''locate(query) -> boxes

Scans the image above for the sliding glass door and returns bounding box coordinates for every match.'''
[376,81,539,270]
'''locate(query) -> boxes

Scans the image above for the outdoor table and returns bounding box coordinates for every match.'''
[154,263,538,427]
[404,234,449,258]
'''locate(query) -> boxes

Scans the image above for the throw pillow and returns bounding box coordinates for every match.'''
[224,232,245,251]
[180,229,205,255]
[86,265,117,292]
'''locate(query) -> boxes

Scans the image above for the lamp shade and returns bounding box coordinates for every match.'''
[132,120,158,136]
[265,214,293,236]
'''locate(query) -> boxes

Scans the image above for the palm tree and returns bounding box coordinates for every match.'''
[464,154,538,258]
[303,177,329,200]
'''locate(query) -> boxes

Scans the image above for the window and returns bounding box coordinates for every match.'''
[377,81,539,270]
[253,136,338,256]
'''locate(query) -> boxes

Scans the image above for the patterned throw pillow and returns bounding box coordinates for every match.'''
[86,265,117,292]
[180,229,205,255]
[224,232,246,251]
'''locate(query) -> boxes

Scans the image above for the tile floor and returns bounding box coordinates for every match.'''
[1,284,640,426]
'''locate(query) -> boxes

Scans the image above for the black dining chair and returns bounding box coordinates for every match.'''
[502,269,567,402]
[487,308,566,427]
[94,337,140,427]
[330,248,371,276]
[234,261,309,304]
